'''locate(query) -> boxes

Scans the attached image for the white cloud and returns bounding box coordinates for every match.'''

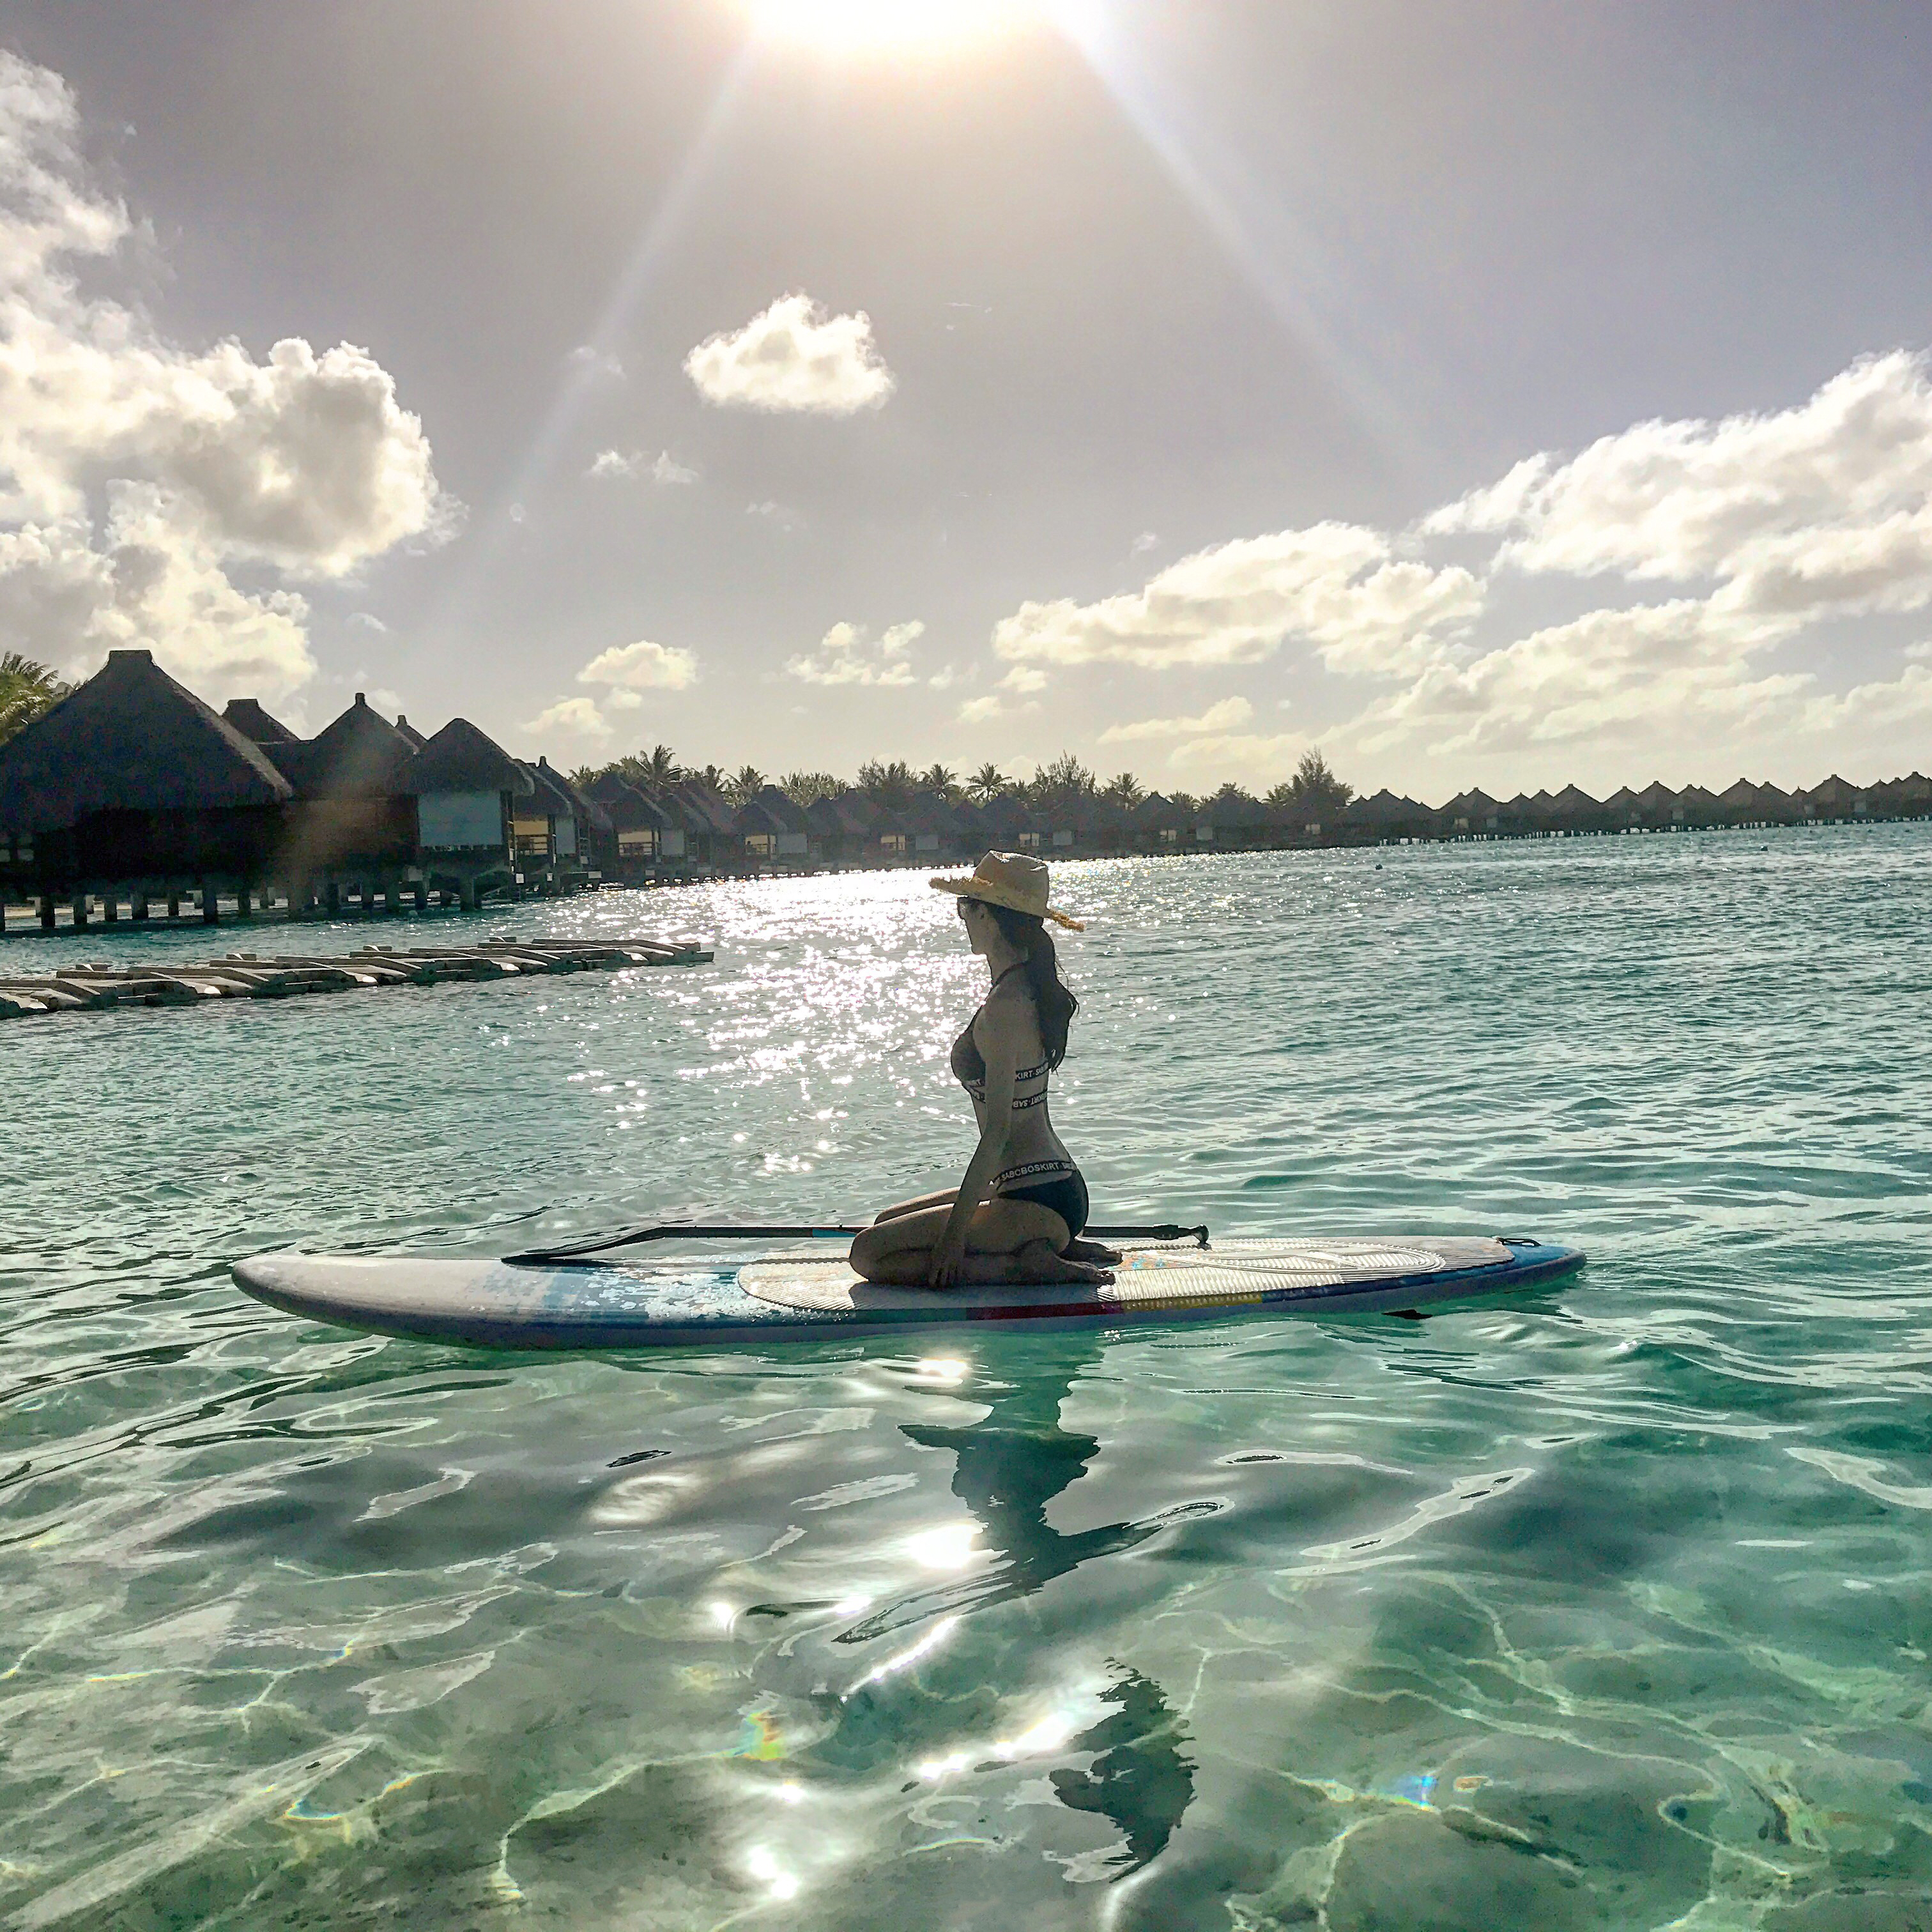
[786,618,923,687]
[348,610,387,633]
[999,664,1048,694]
[957,693,1004,724]
[685,293,895,415]
[1166,730,1305,777]
[523,696,610,740]
[992,523,1482,674]
[985,349,1932,791]
[1131,531,1159,555]
[0,489,316,698]
[1099,696,1254,742]
[0,52,442,698]
[1425,349,1932,624]
[578,638,700,691]
[589,447,696,485]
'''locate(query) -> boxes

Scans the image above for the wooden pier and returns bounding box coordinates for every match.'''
[0,937,710,1019]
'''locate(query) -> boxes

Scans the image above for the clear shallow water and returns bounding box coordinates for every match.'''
[4,831,1932,1930]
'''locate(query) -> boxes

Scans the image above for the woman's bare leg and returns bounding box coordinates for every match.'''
[871,1186,965,1225]
[849,1199,1113,1287]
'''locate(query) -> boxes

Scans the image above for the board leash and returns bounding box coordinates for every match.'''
[504,1220,1211,1266]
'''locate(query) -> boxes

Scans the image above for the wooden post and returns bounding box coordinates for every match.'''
[413,878,428,913]
[325,880,341,916]
[72,893,89,928]
[102,891,119,923]
[38,894,55,931]
[131,890,150,921]
[201,883,220,924]
[166,888,181,920]
[459,873,479,912]
[238,884,253,919]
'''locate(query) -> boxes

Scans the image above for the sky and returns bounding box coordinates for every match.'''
[1,0,1931,800]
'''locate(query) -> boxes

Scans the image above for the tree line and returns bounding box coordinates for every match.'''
[569,745,1356,819]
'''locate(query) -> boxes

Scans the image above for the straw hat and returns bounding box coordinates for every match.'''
[930,850,1085,930]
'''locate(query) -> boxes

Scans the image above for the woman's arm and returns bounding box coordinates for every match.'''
[929,997,1022,1287]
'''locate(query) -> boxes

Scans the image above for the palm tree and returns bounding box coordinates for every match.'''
[1101,771,1145,809]
[1281,747,1353,816]
[723,763,767,808]
[780,769,840,808]
[620,743,682,794]
[1022,751,1096,809]
[0,653,71,747]
[918,762,960,800]
[965,762,1008,804]
[857,758,917,810]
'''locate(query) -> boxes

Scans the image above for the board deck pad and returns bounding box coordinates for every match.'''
[740,1236,1511,1314]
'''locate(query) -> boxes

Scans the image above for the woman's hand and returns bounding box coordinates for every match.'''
[927,1221,969,1290]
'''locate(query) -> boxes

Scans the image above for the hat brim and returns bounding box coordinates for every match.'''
[929,875,1085,930]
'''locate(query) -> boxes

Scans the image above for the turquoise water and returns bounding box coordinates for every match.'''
[4,831,1932,1930]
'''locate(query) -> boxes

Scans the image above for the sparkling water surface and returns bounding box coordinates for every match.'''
[4,831,1931,1929]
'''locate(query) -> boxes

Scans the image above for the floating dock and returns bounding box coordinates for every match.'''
[0,937,710,1019]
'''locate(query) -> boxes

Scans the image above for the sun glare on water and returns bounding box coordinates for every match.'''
[747,0,1076,52]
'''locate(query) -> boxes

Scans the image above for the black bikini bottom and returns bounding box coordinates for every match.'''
[995,1164,1089,1240]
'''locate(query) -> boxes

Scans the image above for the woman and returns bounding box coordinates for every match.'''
[850,852,1119,1290]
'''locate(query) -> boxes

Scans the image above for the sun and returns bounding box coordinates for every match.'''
[746,0,1056,52]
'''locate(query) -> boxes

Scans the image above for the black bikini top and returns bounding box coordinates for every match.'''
[951,964,1052,1109]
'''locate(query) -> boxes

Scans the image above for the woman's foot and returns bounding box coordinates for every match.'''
[1014,1238,1114,1286]
[1064,1237,1123,1266]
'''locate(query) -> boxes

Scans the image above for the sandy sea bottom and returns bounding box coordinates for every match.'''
[4,829,1932,1930]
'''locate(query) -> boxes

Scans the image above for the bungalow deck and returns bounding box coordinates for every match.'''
[0,937,711,1020]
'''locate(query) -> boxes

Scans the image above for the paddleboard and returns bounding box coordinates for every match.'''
[231,1234,1584,1349]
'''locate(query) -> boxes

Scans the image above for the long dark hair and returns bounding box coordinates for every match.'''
[980,900,1078,1069]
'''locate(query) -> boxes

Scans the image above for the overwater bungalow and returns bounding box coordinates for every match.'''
[1801,775,1864,820]
[1444,788,1501,833]
[1633,781,1684,825]
[803,789,873,866]
[735,785,811,864]
[1676,784,1722,825]
[597,782,675,875]
[666,779,739,871]
[1344,789,1434,840]
[0,648,293,920]
[514,756,606,882]
[274,693,422,880]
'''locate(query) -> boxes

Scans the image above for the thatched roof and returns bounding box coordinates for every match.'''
[0,648,292,831]
[804,791,872,835]
[392,713,428,750]
[1548,785,1600,817]
[1345,788,1428,825]
[668,779,737,834]
[286,693,418,798]
[222,697,301,747]
[748,783,809,832]
[408,717,533,797]
[733,795,793,836]
[585,770,638,806]
[602,783,672,833]
[528,756,609,831]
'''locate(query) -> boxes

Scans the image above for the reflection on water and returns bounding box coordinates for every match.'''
[6,833,1932,1926]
